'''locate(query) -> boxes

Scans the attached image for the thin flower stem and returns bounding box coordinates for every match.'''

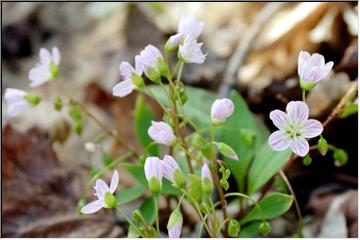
[279,170,304,236]
[177,193,186,209]
[143,85,171,115]
[155,195,160,236]
[115,206,143,237]
[210,125,228,237]
[302,90,306,102]
[223,192,266,223]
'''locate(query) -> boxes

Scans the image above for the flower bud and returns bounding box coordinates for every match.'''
[303,154,312,166]
[68,102,82,122]
[73,121,83,135]
[333,149,348,167]
[148,121,176,146]
[228,219,241,237]
[49,62,59,80]
[317,137,328,156]
[201,164,213,195]
[214,142,238,161]
[165,33,183,52]
[220,178,229,190]
[146,66,161,83]
[135,44,164,83]
[167,209,183,238]
[23,94,42,106]
[211,98,234,125]
[144,157,163,194]
[162,155,187,188]
[53,95,63,111]
[259,221,271,236]
[157,58,169,77]
[104,192,117,209]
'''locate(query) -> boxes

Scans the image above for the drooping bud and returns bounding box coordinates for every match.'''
[201,164,213,195]
[23,94,42,106]
[167,209,183,238]
[303,154,312,166]
[144,157,163,194]
[333,149,348,167]
[317,136,328,156]
[148,121,176,146]
[228,219,241,237]
[135,44,164,83]
[214,142,238,160]
[211,98,234,125]
[165,33,183,52]
[162,155,186,188]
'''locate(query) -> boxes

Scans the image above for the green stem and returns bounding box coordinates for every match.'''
[155,196,160,235]
[302,90,306,102]
[279,170,304,236]
[116,206,143,237]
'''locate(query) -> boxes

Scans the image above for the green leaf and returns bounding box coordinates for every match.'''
[238,221,261,237]
[239,193,294,225]
[216,91,270,192]
[122,163,181,197]
[134,94,160,156]
[116,185,146,205]
[145,86,217,129]
[140,196,156,224]
[102,153,113,167]
[247,144,291,194]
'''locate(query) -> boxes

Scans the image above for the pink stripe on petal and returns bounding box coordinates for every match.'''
[80,200,104,214]
[302,119,323,138]
[269,110,288,130]
[290,137,309,157]
[286,101,309,124]
[268,130,291,151]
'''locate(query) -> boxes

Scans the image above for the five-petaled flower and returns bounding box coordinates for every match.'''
[81,170,119,214]
[179,36,207,64]
[29,47,61,87]
[268,101,323,157]
[298,51,333,90]
[112,62,143,97]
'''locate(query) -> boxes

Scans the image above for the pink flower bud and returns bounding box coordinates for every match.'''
[144,157,163,194]
[148,121,176,146]
[162,155,180,182]
[201,163,212,182]
[298,51,334,84]
[210,98,234,124]
[165,33,184,51]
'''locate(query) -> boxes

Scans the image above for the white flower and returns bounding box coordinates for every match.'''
[178,16,204,40]
[210,98,234,124]
[268,101,323,157]
[112,61,142,97]
[298,51,334,84]
[28,47,60,87]
[81,170,119,214]
[4,88,30,116]
[135,44,164,76]
[179,36,207,64]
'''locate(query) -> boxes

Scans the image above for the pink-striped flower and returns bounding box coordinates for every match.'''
[167,209,183,238]
[178,36,206,64]
[178,16,204,40]
[81,170,119,214]
[162,155,186,188]
[298,51,334,86]
[144,157,163,194]
[28,47,60,87]
[135,45,164,78]
[112,62,143,97]
[268,101,323,157]
[211,98,234,124]
[148,121,176,146]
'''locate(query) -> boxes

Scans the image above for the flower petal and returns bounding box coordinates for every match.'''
[269,110,288,130]
[28,65,50,87]
[320,61,334,79]
[39,48,52,65]
[52,47,61,65]
[109,170,119,194]
[290,137,309,157]
[303,66,323,83]
[301,119,323,138]
[7,101,29,117]
[168,222,182,238]
[112,80,135,97]
[95,179,110,199]
[297,50,310,78]
[286,101,309,124]
[268,130,291,151]
[80,200,104,214]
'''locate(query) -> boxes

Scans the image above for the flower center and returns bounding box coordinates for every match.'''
[285,123,302,139]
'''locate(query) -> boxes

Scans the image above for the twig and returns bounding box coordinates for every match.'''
[220,2,286,97]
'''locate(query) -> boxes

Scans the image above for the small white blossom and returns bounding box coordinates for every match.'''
[179,36,206,64]
[4,88,30,116]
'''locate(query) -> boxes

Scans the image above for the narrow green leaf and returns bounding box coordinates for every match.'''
[140,196,156,224]
[134,94,160,156]
[239,193,294,225]
[247,144,291,194]
[116,185,146,205]
[238,221,261,237]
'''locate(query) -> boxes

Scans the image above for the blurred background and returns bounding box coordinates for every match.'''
[2,2,358,237]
